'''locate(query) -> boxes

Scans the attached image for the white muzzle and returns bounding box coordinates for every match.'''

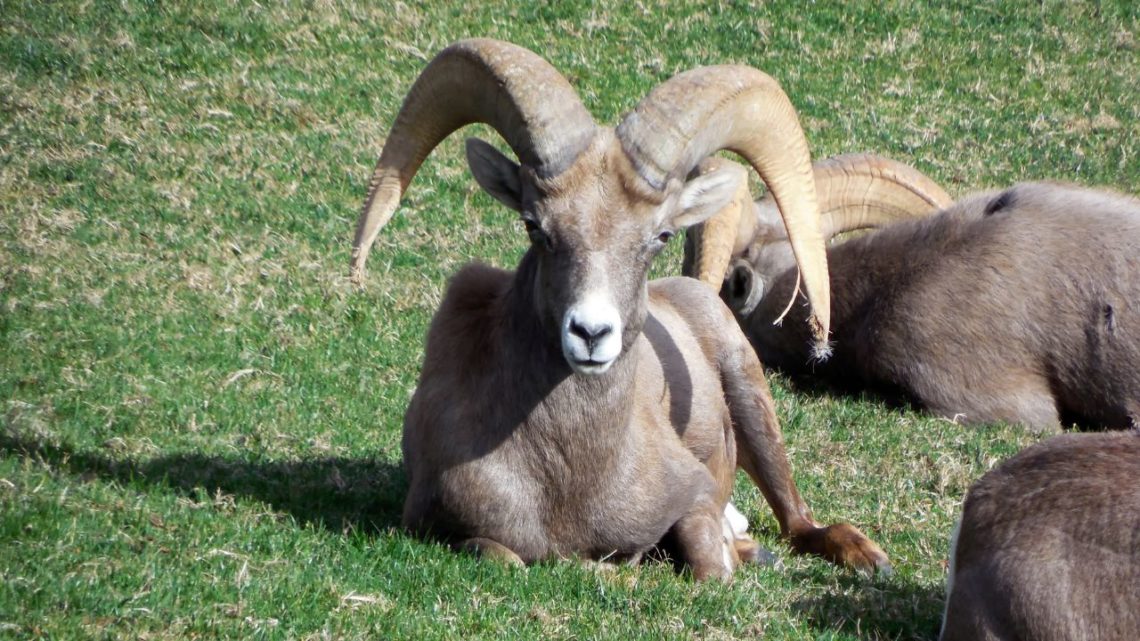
[561,295,623,375]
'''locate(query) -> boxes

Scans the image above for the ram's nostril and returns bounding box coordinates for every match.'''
[570,319,612,342]
[568,320,587,340]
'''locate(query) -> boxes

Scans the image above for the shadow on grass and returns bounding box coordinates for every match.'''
[772,369,1115,433]
[772,369,920,415]
[789,569,946,641]
[0,430,407,535]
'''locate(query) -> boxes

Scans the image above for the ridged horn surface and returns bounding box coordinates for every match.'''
[810,154,953,238]
[350,38,596,282]
[617,66,831,351]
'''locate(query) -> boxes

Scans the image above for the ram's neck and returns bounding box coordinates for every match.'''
[747,234,913,373]
[410,255,640,494]
[745,266,816,372]
[494,253,640,456]
[824,231,924,330]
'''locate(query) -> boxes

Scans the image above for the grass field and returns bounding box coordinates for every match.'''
[2,1,1137,638]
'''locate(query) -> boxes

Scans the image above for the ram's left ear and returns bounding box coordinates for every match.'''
[671,163,746,229]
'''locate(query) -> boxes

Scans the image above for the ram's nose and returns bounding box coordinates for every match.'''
[568,317,613,350]
[562,298,623,375]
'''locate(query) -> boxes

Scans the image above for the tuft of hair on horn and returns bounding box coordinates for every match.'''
[810,339,834,363]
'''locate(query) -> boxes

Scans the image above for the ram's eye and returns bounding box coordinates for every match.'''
[657,230,675,244]
[522,218,554,251]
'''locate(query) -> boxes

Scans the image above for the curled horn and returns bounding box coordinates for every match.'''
[811,153,953,238]
[680,158,755,290]
[688,153,953,292]
[350,38,596,282]
[617,66,831,353]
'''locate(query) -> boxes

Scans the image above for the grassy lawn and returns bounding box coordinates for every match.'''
[1,1,1136,638]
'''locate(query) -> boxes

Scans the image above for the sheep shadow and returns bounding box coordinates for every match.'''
[789,569,946,641]
[0,430,407,535]
[768,368,918,413]
[770,368,1122,432]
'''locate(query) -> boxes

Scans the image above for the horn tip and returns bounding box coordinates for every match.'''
[349,249,368,285]
[808,316,832,362]
[810,338,833,363]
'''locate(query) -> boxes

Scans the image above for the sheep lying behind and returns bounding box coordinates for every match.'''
[352,39,889,579]
[687,158,1140,432]
[940,431,1140,641]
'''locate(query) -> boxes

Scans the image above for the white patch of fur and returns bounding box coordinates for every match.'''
[719,516,736,573]
[721,514,735,544]
[724,502,749,538]
[722,538,735,573]
[562,290,623,375]
[717,502,752,574]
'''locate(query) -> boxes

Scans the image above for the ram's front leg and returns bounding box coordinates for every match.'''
[458,537,526,567]
[671,496,736,582]
[722,345,892,575]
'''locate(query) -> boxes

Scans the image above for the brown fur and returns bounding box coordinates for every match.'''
[738,182,1140,433]
[940,431,1140,641]
[401,137,890,579]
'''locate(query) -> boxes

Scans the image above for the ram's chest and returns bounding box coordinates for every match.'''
[431,434,711,563]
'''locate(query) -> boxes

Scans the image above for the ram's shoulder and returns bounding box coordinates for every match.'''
[649,276,724,307]
[648,277,740,342]
[421,262,513,365]
[437,262,513,317]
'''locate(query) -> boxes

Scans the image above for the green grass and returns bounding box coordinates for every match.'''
[1,0,1136,638]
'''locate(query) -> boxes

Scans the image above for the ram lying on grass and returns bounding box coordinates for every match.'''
[686,155,1140,432]
[939,430,1140,641]
[350,39,890,579]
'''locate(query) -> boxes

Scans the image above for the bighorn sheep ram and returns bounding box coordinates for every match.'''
[351,39,890,579]
[685,155,1140,432]
[939,430,1140,641]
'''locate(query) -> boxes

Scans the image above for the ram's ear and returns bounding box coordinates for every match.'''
[466,138,523,212]
[671,164,746,229]
[723,260,764,316]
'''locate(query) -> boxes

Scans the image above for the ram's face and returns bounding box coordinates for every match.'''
[523,145,668,375]
[467,133,743,376]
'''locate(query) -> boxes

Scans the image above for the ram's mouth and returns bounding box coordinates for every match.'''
[569,358,615,376]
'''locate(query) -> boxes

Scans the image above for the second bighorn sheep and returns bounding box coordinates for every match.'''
[939,430,1140,641]
[686,155,1140,432]
[352,39,889,579]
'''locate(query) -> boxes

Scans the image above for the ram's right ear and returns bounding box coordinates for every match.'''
[671,164,745,230]
[724,260,764,316]
[466,138,523,212]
